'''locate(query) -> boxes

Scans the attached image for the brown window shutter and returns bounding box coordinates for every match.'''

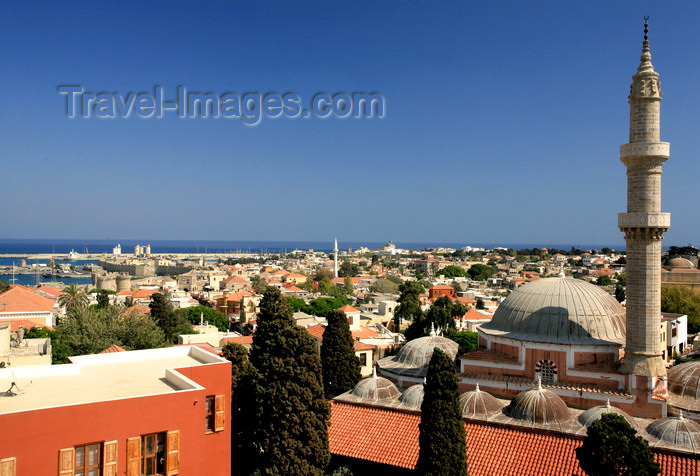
[214,394,226,432]
[0,457,16,476]
[126,437,141,476]
[166,430,180,476]
[103,440,118,476]
[58,448,74,476]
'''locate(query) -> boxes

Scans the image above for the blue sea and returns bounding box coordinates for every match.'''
[0,238,628,256]
[0,238,631,288]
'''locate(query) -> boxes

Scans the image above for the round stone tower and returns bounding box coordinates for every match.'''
[618,19,670,378]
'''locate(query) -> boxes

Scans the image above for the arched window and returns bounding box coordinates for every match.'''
[535,359,558,384]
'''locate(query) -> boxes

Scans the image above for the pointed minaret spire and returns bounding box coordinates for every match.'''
[475,383,480,392]
[536,377,542,391]
[333,238,339,278]
[618,16,669,378]
[429,322,437,337]
[372,366,377,379]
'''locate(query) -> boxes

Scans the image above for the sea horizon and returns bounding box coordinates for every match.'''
[0,238,631,256]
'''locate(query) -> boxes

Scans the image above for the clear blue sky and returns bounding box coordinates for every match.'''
[2,1,698,247]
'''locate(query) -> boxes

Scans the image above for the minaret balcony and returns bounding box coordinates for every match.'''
[618,212,670,229]
[620,142,669,159]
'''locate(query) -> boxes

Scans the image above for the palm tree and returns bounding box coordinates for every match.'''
[58,283,89,311]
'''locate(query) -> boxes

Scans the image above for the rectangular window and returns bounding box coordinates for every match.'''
[59,441,116,476]
[358,352,367,367]
[205,396,215,432]
[127,431,178,476]
[75,443,101,476]
[142,433,166,476]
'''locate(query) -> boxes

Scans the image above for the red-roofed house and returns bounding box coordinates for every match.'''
[429,284,455,300]
[0,285,56,328]
[337,305,362,330]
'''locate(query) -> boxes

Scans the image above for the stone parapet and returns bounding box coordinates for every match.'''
[620,142,669,159]
[618,212,670,229]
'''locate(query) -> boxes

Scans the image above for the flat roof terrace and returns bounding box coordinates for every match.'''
[0,346,226,414]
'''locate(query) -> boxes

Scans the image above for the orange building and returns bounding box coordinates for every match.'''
[0,346,231,476]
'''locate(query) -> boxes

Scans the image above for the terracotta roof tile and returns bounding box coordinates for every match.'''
[337,305,360,313]
[329,402,420,469]
[0,286,55,313]
[329,403,700,475]
[100,344,126,353]
[8,319,53,332]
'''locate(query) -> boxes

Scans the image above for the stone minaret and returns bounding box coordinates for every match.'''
[618,19,670,377]
[333,238,339,278]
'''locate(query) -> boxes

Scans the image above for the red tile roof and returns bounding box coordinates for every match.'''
[463,309,492,320]
[353,340,375,351]
[131,289,159,299]
[328,403,700,475]
[337,305,360,313]
[329,402,420,469]
[220,336,253,346]
[0,286,55,312]
[8,319,53,332]
[35,286,63,298]
[100,344,126,353]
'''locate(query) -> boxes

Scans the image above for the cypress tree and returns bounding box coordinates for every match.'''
[417,347,468,476]
[576,413,660,476]
[250,287,330,476]
[222,342,260,476]
[321,310,361,399]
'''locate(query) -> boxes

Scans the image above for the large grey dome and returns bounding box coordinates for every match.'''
[480,277,626,346]
[378,334,459,376]
[647,413,700,451]
[459,384,502,420]
[504,381,570,425]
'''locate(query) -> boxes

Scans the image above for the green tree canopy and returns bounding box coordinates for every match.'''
[661,285,700,334]
[417,347,468,476]
[450,331,479,353]
[321,310,361,399]
[368,277,400,294]
[54,305,168,363]
[180,305,230,331]
[58,283,89,310]
[338,260,359,277]
[576,413,659,476]
[467,264,496,281]
[222,342,261,476]
[439,265,469,278]
[393,282,424,330]
[149,292,195,343]
[596,275,612,287]
[306,296,349,317]
[249,288,330,476]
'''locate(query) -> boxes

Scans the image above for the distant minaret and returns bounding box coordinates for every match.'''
[333,238,339,278]
[618,18,669,377]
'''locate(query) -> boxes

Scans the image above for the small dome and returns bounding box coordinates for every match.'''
[349,368,401,402]
[666,257,695,269]
[505,380,570,425]
[378,334,459,376]
[459,384,502,419]
[578,400,636,429]
[481,277,626,346]
[668,362,700,400]
[667,362,700,413]
[647,413,700,451]
[399,383,425,409]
